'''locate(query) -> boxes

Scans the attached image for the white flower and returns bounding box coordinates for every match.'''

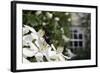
[60,27,64,34]
[62,35,70,42]
[63,54,71,59]
[23,48,35,57]
[22,25,73,62]
[35,11,42,15]
[43,16,46,20]
[65,12,69,15]
[23,25,39,41]
[23,39,30,46]
[51,44,56,51]
[66,49,76,58]
[23,35,33,42]
[48,51,56,58]
[54,17,60,21]
[42,22,46,26]
[29,42,38,52]
[23,57,30,63]
[56,53,65,61]
[35,40,40,49]
[68,18,71,22]
[38,29,45,37]
[46,12,53,19]
[24,25,37,35]
[38,37,50,52]
[35,52,43,62]
[56,46,64,53]
[23,34,37,43]
[23,26,29,35]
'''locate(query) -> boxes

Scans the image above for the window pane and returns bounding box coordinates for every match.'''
[79,34,83,39]
[74,34,78,39]
[74,41,78,47]
[79,41,83,47]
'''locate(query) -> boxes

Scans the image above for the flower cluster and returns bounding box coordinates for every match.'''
[23,25,75,63]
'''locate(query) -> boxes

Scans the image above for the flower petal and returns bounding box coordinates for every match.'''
[23,48,35,57]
